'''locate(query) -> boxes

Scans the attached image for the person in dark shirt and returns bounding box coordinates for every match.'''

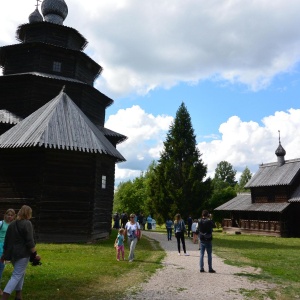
[198,210,216,273]
[1,205,41,300]
[165,218,173,241]
[187,215,193,238]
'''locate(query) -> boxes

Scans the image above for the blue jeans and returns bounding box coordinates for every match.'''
[4,257,29,294]
[166,228,172,240]
[127,237,138,261]
[0,261,5,287]
[200,241,212,271]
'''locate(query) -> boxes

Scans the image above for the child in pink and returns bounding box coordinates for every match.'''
[115,228,125,261]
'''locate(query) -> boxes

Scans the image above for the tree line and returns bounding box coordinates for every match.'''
[113,103,252,224]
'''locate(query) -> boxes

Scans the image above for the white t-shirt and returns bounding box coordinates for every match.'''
[125,222,140,239]
[191,222,197,233]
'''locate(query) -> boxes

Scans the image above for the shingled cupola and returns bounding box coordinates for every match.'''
[275,130,286,166]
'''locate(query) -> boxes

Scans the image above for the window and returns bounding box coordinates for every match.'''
[101,175,107,189]
[53,61,61,72]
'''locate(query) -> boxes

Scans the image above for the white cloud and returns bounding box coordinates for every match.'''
[105,105,173,176]
[108,106,300,184]
[2,0,300,94]
[199,108,300,179]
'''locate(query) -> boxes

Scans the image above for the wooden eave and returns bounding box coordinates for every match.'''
[214,194,290,213]
[0,110,23,125]
[16,22,88,50]
[245,159,300,188]
[289,185,300,203]
[0,42,102,80]
[0,90,125,162]
[0,73,113,108]
[97,126,127,144]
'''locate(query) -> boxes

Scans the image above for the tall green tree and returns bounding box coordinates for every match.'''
[113,175,147,215]
[113,162,157,217]
[149,102,212,221]
[214,161,237,187]
[237,166,252,193]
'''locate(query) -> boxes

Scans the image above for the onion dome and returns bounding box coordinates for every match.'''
[41,0,68,25]
[275,142,286,157]
[275,131,286,166]
[29,7,43,23]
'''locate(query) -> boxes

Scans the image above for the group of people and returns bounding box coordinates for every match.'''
[113,212,147,230]
[165,210,216,273]
[0,205,41,300]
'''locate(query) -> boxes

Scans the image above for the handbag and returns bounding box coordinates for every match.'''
[135,224,142,241]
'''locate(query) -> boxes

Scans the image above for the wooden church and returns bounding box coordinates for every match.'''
[0,0,126,242]
[215,137,300,237]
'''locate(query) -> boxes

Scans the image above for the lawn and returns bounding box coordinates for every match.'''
[1,230,165,300]
[2,229,299,299]
[213,232,300,300]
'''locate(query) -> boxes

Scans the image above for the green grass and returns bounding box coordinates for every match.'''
[213,232,300,299]
[2,229,299,299]
[1,230,165,300]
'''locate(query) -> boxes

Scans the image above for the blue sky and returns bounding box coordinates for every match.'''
[2,0,300,185]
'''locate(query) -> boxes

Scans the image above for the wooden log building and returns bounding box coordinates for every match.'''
[215,138,300,237]
[0,0,126,242]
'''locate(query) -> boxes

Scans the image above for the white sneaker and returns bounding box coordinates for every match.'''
[178,253,180,256]
[184,253,190,256]
[129,259,133,262]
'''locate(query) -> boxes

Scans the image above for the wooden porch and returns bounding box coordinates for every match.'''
[222,218,286,237]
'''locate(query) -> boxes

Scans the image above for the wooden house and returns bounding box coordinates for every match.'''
[215,139,300,237]
[0,0,126,242]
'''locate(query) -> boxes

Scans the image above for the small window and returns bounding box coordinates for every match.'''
[102,175,107,189]
[53,61,61,72]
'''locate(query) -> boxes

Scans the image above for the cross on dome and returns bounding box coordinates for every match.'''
[35,0,42,8]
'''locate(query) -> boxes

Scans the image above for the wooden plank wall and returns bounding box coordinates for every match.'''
[38,150,95,242]
[0,148,41,228]
[0,148,117,242]
[3,45,98,85]
[0,76,107,126]
[92,155,116,240]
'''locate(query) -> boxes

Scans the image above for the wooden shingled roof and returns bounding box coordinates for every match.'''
[289,185,300,203]
[0,90,126,162]
[214,194,290,212]
[97,126,127,144]
[245,159,300,188]
[0,110,23,125]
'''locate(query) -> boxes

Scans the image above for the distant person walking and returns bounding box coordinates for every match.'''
[174,214,189,256]
[124,214,141,262]
[0,209,16,296]
[113,212,120,229]
[121,212,128,229]
[191,219,198,244]
[165,218,173,241]
[146,215,152,230]
[187,215,193,238]
[137,213,144,230]
[198,210,216,273]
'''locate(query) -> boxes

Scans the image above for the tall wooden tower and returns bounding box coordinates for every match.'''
[0,0,126,242]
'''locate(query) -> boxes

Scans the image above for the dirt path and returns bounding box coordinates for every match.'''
[122,231,276,300]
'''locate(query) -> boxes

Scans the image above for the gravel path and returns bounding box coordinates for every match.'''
[123,231,276,300]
